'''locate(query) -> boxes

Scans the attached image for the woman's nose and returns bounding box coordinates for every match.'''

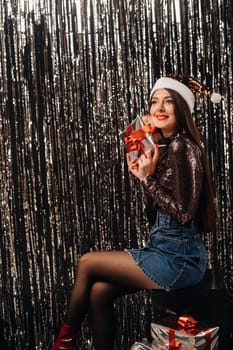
[158,102,165,111]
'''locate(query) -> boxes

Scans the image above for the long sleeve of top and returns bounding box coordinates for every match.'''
[141,133,204,225]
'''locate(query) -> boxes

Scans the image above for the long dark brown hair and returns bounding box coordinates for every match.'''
[149,88,217,233]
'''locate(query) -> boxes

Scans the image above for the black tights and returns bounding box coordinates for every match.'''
[65,251,160,350]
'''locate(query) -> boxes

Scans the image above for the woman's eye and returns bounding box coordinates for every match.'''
[151,99,173,105]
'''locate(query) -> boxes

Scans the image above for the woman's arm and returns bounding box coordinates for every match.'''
[140,139,204,224]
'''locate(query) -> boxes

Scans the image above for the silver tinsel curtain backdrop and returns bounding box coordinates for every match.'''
[0,0,232,349]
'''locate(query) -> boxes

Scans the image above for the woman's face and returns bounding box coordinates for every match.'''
[148,88,177,138]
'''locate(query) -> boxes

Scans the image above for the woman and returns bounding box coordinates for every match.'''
[51,75,217,350]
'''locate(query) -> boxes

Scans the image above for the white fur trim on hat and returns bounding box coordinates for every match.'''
[150,77,195,113]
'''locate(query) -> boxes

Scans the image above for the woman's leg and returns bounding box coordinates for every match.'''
[66,251,160,349]
[89,281,136,350]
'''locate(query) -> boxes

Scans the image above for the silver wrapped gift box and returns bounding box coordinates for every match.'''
[151,315,219,350]
[120,116,156,158]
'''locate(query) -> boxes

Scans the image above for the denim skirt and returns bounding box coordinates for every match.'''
[126,212,207,291]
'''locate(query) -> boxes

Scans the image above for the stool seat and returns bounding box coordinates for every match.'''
[151,268,225,294]
[185,268,225,290]
[150,269,230,350]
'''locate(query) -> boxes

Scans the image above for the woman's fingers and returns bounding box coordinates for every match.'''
[152,144,159,163]
[126,153,137,165]
[126,153,139,172]
[126,144,159,179]
[141,115,150,124]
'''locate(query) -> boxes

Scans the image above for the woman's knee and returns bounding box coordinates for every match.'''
[76,252,95,275]
[89,282,116,307]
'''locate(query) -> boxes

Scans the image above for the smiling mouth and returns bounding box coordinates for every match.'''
[156,114,169,120]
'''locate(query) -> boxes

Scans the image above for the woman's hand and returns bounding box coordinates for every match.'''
[142,115,162,143]
[126,144,159,181]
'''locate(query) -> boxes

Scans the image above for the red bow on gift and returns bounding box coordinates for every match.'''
[166,315,211,350]
[123,123,157,155]
[178,315,198,329]
[167,316,197,350]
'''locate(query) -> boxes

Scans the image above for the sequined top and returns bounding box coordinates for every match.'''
[141,132,204,225]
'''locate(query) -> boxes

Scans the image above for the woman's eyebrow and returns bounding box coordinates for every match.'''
[151,95,172,100]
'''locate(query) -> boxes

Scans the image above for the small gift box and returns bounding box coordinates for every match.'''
[151,315,219,350]
[120,116,157,158]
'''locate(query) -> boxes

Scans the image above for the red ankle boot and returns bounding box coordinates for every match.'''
[51,320,78,350]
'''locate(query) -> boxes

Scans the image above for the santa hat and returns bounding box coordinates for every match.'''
[150,73,222,113]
